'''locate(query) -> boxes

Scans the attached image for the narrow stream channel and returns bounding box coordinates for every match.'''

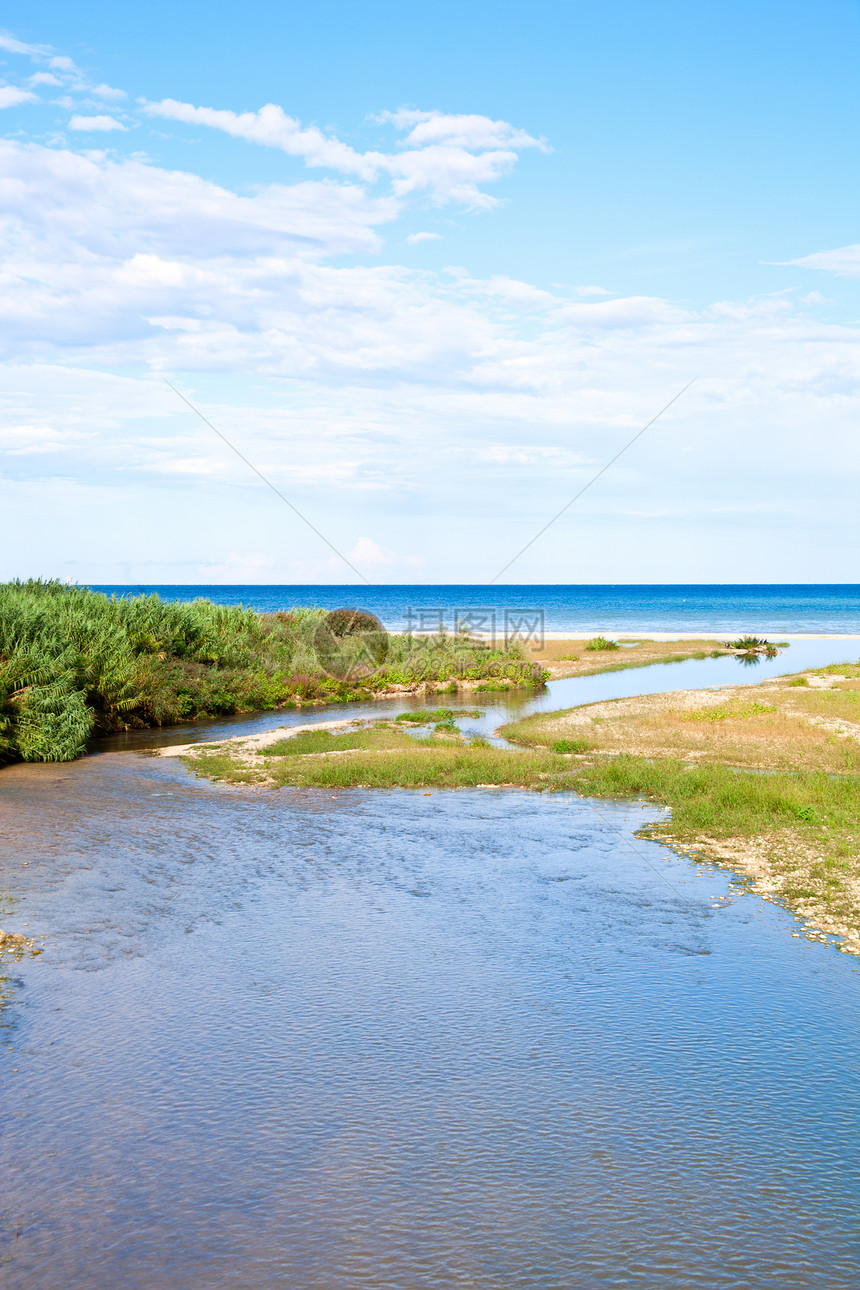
[1,641,859,1288]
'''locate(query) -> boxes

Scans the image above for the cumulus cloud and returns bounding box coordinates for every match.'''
[68,114,127,131]
[407,231,443,244]
[377,107,549,154]
[143,99,543,208]
[0,85,37,108]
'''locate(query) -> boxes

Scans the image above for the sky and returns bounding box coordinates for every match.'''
[1,0,858,585]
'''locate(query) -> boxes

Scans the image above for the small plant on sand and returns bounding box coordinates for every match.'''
[787,676,809,687]
[553,738,594,754]
[585,636,620,652]
[725,635,779,653]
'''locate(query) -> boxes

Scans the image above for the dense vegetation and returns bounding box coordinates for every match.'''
[0,581,546,762]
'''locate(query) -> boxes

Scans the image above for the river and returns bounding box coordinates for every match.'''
[2,640,859,1288]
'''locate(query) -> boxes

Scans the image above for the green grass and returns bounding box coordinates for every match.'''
[0,581,545,762]
[560,755,857,836]
[684,700,777,722]
[585,636,620,651]
[814,662,860,679]
[394,707,482,723]
[260,729,368,756]
[188,729,564,790]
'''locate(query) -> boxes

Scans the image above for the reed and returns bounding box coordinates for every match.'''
[0,581,545,762]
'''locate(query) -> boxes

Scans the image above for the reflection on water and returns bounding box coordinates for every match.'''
[1,641,859,1287]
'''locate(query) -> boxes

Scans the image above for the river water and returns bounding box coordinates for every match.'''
[2,643,860,1288]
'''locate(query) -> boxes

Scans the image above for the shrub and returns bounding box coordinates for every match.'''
[324,608,384,636]
[585,636,620,652]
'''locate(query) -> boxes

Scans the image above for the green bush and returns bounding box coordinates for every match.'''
[0,582,544,762]
[585,636,620,652]
[324,608,384,636]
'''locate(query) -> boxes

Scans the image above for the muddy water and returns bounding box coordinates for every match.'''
[2,646,860,1288]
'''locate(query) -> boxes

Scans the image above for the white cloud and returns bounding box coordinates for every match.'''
[407,231,443,244]
[142,99,376,174]
[0,135,857,436]
[376,108,548,154]
[0,32,858,580]
[348,536,396,566]
[0,32,52,57]
[143,98,543,208]
[89,83,127,102]
[0,85,37,108]
[781,244,860,279]
[0,29,125,101]
[68,114,128,131]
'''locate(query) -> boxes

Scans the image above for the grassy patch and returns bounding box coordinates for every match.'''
[684,700,777,722]
[394,707,482,724]
[814,662,860,679]
[528,637,735,680]
[585,636,620,651]
[562,755,855,837]
[260,729,368,756]
[504,666,860,775]
[187,723,563,790]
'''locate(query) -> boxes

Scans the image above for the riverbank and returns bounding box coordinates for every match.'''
[506,658,860,954]
[171,656,860,955]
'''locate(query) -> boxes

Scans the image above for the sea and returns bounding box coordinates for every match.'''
[89,583,860,635]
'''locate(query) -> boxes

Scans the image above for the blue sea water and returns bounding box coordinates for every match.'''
[89,583,860,634]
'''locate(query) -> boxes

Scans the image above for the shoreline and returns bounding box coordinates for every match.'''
[174,652,860,958]
[419,631,860,642]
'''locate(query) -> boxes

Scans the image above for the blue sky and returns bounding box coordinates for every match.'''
[1,2,858,584]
